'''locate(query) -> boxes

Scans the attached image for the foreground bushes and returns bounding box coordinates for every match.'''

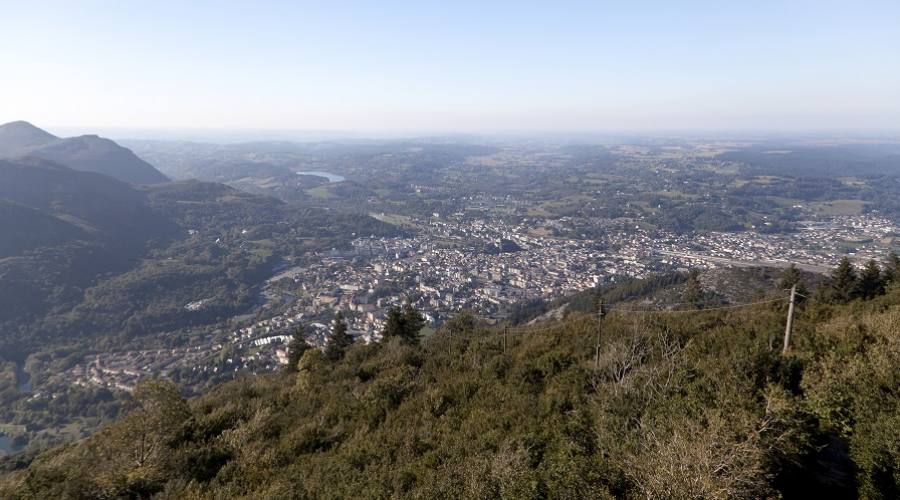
[5,290,900,498]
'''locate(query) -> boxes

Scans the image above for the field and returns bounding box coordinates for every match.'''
[809,199,867,216]
[305,186,337,199]
[369,212,416,228]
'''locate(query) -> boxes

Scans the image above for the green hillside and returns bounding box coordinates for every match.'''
[5,283,900,498]
[0,158,180,332]
[0,159,398,351]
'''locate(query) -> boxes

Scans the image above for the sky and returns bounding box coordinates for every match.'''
[1,0,899,135]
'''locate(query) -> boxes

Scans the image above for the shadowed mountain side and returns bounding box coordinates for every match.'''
[0,200,86,257]
[0,158,178,247]
[0,157,400,348]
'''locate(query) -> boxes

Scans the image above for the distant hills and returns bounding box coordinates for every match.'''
[0,147,397,352]
[0,121,168,184]
[718,142,900,177]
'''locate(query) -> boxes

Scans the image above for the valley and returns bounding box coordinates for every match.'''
[2,124,900,496]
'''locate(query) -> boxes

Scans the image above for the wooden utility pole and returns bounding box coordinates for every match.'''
[503,325,508,353]
[782,285,797,355]
[594,301,603,370]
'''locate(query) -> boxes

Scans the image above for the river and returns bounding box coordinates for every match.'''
[16,363,31,393]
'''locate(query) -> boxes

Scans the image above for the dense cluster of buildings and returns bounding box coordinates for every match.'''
[267,215,658,337]
[657,215,898,271]
[64,213,897,392]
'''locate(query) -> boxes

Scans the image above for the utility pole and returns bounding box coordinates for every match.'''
[448,327,453,359]
[782,285,797,355]
[594,301,603,370]
[472,335,480,369]
[503,325,508,353]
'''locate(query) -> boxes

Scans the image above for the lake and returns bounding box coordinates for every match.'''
[296,170,345,183]
[0,434,22,456]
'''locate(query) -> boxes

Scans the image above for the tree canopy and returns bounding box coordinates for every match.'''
[324,311,352,360]
[286,326,310,372]
[382,303,425,344]
[5,266,900,498]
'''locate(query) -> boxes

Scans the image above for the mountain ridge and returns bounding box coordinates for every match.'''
[0,121,169,184]
[0,120,58,151]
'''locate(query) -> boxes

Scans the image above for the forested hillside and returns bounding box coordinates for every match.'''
[0,158,180,336]
[5,277,900,498]
[0,155,400,454]
[0,160,397,352]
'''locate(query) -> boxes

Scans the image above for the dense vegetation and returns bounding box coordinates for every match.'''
[0,158,399,452]
[5,268,900,498]
[0,163,398,350]
[5,130,900,496]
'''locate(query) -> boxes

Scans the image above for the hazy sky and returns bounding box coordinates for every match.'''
[2,1,899,134]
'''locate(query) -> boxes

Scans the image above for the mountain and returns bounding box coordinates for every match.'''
[0,157,175,242]
[0,199,86,257]
[0,156,398,350]
[0,120,57,152]
[0,139,402,471]
[0,121,169,184]
[0,158,180,329]
[4,285,900,498]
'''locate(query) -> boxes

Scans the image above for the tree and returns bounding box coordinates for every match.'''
[401,303,425,344]
[88,380,191,492]
[856,259,885,300]
[286,325,310,372]
[778,264,808,303]
[382,304,425,344]
[779,264,801,290]
[830,257,858,303]
[883,251,900,286]
[383,306,404,340]
[325,311,352,360]
[682,269,704,308]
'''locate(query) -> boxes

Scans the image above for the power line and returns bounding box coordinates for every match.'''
[422,294,791,348]
[606,297,787,315]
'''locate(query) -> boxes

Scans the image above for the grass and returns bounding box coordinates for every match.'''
[526,194,594,216]
[305,186,336,199]
[528,227,553,237]
[249,239,276,259]
[809,199,867,216]
[418,326,436,339]
[652,189,701,200]
[765,196,803,207]
[369,212,416,228]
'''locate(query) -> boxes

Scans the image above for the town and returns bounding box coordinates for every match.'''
[61,211,898,393]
